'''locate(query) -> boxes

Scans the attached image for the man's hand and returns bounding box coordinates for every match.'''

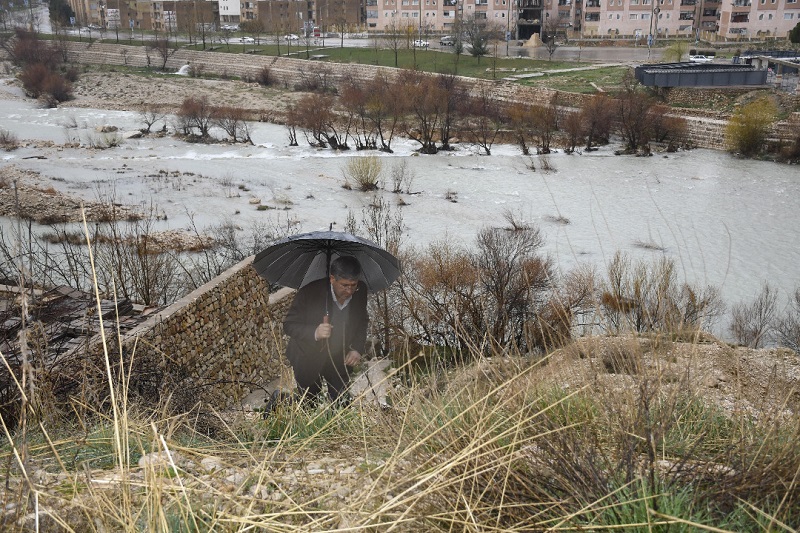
[315,315,332,340]
[344,350,361,366]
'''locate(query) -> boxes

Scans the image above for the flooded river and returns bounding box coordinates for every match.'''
[1,96,798,339]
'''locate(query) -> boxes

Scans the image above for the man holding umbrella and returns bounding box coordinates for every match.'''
[282,256,368,404]
[253,229,400,409]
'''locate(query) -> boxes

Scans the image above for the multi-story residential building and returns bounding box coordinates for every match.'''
[64,0,799,40]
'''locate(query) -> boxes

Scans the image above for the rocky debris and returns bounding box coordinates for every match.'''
[67,72,302,118]
[0,165,141,224]
[145,229,215,252]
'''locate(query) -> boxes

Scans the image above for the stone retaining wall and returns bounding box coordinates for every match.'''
[72,256,294,409]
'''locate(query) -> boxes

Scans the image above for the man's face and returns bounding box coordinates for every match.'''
[330,276,359,300]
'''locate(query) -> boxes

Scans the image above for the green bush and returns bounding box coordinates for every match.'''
[725,97,778,157]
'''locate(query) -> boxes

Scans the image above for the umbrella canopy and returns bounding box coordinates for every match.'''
[253,230,401,292]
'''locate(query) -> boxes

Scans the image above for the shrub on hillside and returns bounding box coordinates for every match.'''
[8,29,62,69]
[725,97,778,157]
[256,66,272,86]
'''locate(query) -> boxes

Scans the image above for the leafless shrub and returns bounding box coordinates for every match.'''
[188,63,205,78]
[0,128,19,151]
[539,155,556,173]
[775,288,800,353]
[396,225,559,358]
[294,93,348,149]
[390,159,415,194]
[501,208,531,231]
[729,282,778,348]
[600,252,724,335]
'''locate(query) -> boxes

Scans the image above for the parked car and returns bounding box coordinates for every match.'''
[439,35,456,46]
[413,39,429,48]
[237,36,255,43]
[220,24,239,31]
[284,34,300,41]
[688,49,716,63]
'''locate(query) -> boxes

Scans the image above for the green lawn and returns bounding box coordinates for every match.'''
[518,66,631,93]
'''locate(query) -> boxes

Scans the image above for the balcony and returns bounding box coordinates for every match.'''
[731,0,750,6]
[585,0,600,7]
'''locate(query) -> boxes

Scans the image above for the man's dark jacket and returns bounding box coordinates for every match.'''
[283,277,369,374]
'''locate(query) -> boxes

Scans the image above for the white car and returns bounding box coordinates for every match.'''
[237,37,255,43]
[284,34,300,41]
[413,39,429,48]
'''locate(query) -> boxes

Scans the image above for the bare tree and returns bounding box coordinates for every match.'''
[366,73,404,153]
[399,71,446,154]
[382,19,405,67]
[213,106,253,144]
[614,72,655,153]
[581,94,614,151]
[148,38,176,71]
[463,85,506,155]
[140,105,167,134]
[542,16,566,61]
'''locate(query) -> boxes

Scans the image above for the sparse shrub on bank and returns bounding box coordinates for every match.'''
[775,288,800,353]
[599,252,724,335]
[0,128,19,151]
[729,282,778,348]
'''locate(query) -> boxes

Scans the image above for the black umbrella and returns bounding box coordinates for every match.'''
[252,230,401,292]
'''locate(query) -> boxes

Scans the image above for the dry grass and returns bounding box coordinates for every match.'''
[2,324,798,531]
[1,214,799,531]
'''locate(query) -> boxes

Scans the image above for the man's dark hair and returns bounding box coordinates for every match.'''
[330,256,362,280]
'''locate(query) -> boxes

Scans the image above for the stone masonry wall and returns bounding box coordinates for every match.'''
[71,256,295,409]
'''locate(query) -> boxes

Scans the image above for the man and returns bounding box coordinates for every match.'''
[282,256,368,404]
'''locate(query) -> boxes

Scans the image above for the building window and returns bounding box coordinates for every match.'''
[630,13,638,18]
[768,13,773,18]
[585,11,600,19]
[641,12,650,18]
[784,12,794,18]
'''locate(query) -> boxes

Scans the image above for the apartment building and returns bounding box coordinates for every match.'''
[65,0,798,39]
